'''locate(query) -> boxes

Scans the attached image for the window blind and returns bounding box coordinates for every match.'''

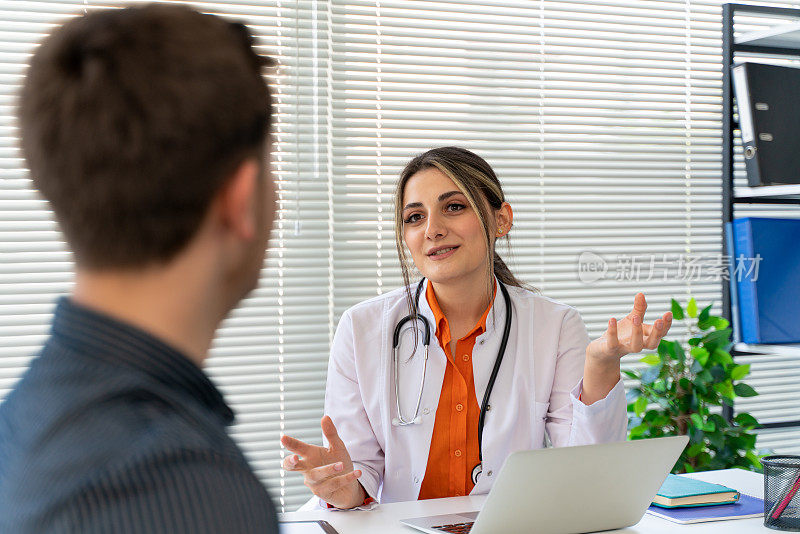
[327,0,800,465]
[1,0,798,514]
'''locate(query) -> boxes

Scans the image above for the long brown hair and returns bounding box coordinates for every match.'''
[394,146,532,317]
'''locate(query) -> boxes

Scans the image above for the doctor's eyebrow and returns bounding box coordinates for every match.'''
[402,190,464,211]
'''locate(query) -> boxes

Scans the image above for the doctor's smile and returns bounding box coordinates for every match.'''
[281,146,673,510]
[426,246,458,259]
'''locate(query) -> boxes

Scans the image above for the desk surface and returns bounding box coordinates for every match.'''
[280,469,769,533]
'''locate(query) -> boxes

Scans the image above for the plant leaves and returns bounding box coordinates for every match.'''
[640,353,661,366]
[634,396,648,417]
[710,414,729,430]
[627,298,760,474]
[687,442,704,457]
[678,377,691,392]
[740,433,757,450]
[712,317,730,330]
[695,369,712,383]
[690,413,703,427]
[687,298,698,318]
[702,328,733,351]
[653,379,667,394]
[657,339,671,359]
[697,317,712,331]
[670,342,686,362]
[734,383,758,398]
[698,303,713,323]
[622,370,639,380]
[734,412,760,429]
[714,380,735,401]
[671,299,685,320]
[694,379,707,395]
[691,347,709,366]
[709,365,726,381]
[731,364,750,381]
[711,349,734,366]
[707,430,725,449]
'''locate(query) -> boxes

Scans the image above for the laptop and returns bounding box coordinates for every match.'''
[400,435,689,534]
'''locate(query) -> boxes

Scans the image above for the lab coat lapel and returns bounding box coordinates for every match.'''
[472,278,508,410]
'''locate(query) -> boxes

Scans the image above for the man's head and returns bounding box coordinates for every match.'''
[18,3,274,290]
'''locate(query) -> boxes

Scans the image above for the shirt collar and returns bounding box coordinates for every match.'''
[50,297,234,425]
[424,279,496,348]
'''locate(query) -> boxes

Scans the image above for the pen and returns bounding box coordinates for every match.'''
[770,471,800,520]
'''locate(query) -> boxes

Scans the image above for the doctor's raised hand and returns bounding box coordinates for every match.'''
[581,293,673,404]
[280,415,366,509]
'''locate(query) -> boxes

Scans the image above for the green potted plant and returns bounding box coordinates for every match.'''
[625,298,762,473]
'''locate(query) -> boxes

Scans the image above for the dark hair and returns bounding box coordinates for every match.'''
[18,4,273,268]
[394,146,533,315]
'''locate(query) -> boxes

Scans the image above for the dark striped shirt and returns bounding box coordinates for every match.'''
[0,298,278,533]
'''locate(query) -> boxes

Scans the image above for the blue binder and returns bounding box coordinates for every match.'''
[732,217,800,344]
[724,222,740,343]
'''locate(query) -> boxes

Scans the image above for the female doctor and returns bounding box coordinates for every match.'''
[281,146,673,509]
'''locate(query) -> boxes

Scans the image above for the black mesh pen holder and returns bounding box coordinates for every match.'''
[763,455,800,531]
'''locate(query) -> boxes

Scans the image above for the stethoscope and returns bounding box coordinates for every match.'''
[391,278,513,485]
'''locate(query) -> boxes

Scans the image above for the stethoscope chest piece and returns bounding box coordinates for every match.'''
[471,463,482,485]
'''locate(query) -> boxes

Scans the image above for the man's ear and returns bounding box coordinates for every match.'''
[216,158,259,241]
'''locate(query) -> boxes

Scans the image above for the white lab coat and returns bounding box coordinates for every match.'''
[324,279,627,504]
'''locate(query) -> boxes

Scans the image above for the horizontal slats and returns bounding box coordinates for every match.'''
[2,0,800,513]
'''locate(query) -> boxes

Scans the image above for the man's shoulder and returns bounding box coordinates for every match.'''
[2,346,228,458]
[1,446,278,534]
[0,343,278,533]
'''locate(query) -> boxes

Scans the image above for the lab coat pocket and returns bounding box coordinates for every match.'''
[532,401,549,449]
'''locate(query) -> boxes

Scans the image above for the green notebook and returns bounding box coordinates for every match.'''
[651,475,740,508]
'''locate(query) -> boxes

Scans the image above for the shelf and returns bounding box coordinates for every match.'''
[722,4,800,433]
[736,184,800,196]
[734,184,800,203]
[736,22,800,50]
[733,342,800,358]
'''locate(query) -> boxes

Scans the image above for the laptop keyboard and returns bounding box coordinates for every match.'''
[432,521,474,533]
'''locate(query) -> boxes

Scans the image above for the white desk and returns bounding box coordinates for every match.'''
[280,469,770,533]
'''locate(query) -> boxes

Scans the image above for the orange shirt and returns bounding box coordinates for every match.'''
[418,283,493,500]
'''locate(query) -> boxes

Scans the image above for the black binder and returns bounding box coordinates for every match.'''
[731,62,800,186]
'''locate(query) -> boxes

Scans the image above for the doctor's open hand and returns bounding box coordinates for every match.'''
[280,415,368,509]
[582,293,673,404]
